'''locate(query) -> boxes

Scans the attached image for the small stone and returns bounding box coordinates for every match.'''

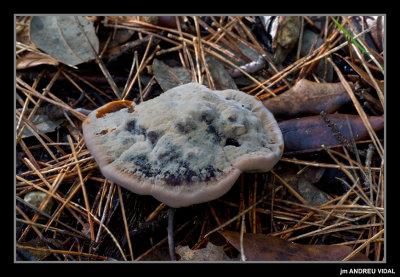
[24,191,54,216]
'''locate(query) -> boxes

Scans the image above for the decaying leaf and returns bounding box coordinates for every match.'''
[278,166,331,206]
[154,53,237,92]
[278,114,384,154]
[152,59,193,91]
[18,114,64,139]
[349,16,384,56]
[30,16,99,66]
[368,16,384,53]
[270,16,302,64]
[205,54,237,90]
[176,243,232,261]
[19,238,64,260]
[263,79,352,119]
[220,231,369,261]
[300,30,333,82]
[16,51,59,70]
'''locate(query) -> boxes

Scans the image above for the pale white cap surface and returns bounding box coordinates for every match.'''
[82,83,283,208]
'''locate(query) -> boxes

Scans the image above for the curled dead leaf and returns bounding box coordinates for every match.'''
[16,51,59,70]
[278,114,384,154]
[263,79,352,119]
[220,230,369,261]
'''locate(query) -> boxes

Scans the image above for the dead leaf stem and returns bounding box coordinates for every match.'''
[74,16,121,100]
[123,35,154,99]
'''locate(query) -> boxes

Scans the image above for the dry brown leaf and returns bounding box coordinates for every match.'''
[16,51,59,70]
[220,231,369,261]
[369,16,384,53]
[263,79,352,119]
[278,113,384,154]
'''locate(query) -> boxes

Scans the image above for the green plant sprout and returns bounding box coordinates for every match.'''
[331,16,384,73]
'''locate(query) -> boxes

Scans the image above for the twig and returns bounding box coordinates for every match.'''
[16,109,60,162]
[67,135,95,241]
[365,144,375,202]
[271,170,310,206]
[16,244,108,261]
[167,207,177,261]
[95,182,115,243]
[339,178,384,221]
[240,214,246,261]
[135,217,193,261]
[168,33,274,95]
[280,157,380,171]
[16,77,86,121]
[351,41,384,107]
[327,57,384,158]
[123,35,154,99]
[122,51,137,97]
[74,16,121,100]
[117,186,134,261]
[204,190,272,238]
[145,203,166,222]
[342,228,384,261]
[16,195,90,239]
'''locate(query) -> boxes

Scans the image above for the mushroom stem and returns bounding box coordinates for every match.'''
[167,207,177,261]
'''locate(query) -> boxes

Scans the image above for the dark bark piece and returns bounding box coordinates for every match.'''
[278,114,384,154]
[263,79,352,119]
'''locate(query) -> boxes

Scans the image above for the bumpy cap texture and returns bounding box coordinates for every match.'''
[82,83,283,207]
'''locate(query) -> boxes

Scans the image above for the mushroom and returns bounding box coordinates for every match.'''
[82,82,284,260]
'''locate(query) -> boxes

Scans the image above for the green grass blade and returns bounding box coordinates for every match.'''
[331,16,384,73]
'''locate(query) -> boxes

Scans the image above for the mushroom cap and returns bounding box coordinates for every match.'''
[82,83,283,208]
